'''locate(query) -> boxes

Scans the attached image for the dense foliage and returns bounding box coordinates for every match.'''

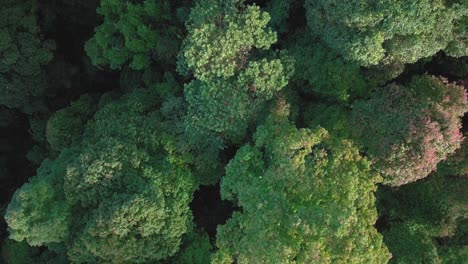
[85,0,183,70]
[6,87,197,263]
[352,75,467,186]
[0,0,467,263]
[214,104,390,263]
[305,0,468,66]
[0,0,55,113]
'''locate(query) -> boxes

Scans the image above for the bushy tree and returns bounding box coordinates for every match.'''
[5,147,75,246]
[305,0,468,66]
[445,4,468,57]
[213,102,390,263]
[178,0,277,82]
[0,0,55,113]
[179,0,294,142]
[185,55,293,142]
[85,0,183,70]
[383,223,442,264]
[352,75,467,186]
[6,87,198,263]
[438,219,468,264]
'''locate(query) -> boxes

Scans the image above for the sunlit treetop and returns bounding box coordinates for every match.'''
[178,0,277,82]
[214,102,390,263]
[184,54,293,142]
[179,1,293,143]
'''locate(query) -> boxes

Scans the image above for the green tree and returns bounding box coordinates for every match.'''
[305,0,468,66]
[178,0,277,82]
[179,0,294,142]
[0,0,55,113]
[85,0,183,70]
[438,219,468,264]
[445,4,468,57]
[383,223,442,264]
[214,102,390,263]
[352,75,467,186]
[5,147,75,246]
[185,55,293,142]
[6,87,198,263]
[169,228,213,264]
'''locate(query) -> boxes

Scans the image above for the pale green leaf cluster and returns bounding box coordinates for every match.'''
[185,53,293,142]
[178,0,277,82]
[5,148,76,246]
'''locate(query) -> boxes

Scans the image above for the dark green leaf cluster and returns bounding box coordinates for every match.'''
[289,31,370,101]
[46,95,96,151]
[1,239,66,264]
[85,0,182,70]
[378,171,468,263]
[0,0,55,113]
[180,0,294,142]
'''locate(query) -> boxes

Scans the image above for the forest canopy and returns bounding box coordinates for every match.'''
[0,0,467,263]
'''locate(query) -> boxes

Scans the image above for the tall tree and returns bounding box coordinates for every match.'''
[213,102,390,263]
[179,0,294,142]
[352,75,467,186]
[5,87,198,263]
